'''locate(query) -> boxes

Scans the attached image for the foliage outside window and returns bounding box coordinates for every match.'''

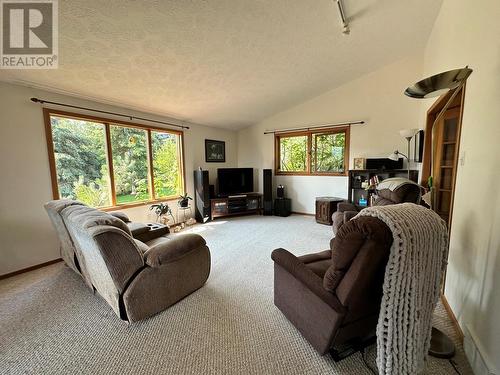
[152,131,182,199]
[110,126,149,204]
[275,127,349,175]
[47,111,184,208]
[279,135,307,172]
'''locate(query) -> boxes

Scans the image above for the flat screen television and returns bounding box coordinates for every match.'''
[217,168,253,196]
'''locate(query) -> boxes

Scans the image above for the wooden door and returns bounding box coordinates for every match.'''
[432,107,461,225]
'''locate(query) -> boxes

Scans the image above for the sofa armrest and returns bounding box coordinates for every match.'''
[271,248,346,314]
[127,222,151,237]
[144,234,207,267]
[337,202,358,213]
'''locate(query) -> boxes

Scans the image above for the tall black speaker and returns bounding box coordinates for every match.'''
[263,169,273,215]
[194,169,211,223]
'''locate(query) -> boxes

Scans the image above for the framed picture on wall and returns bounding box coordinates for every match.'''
[205,139,226,162]
[353,158,366,170]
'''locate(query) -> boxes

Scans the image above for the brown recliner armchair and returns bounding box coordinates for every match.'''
[271,216,392,359]
[332,178,421,235]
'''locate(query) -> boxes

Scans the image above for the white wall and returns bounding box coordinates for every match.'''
[237,56,424,213]
[0,82,237,276]
[422,1,500,373]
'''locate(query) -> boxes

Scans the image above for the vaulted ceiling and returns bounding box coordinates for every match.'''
[0,0,442,129]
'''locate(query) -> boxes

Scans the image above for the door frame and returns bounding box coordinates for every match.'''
[420,85,466,231]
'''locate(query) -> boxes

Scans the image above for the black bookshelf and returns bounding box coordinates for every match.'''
[348,169,419,209]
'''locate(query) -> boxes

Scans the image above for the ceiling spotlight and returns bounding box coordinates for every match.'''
[335,0,350,35]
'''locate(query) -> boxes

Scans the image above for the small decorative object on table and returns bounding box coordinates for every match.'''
[150,203,174,224]
[353,158,365,170]
[205,139,226,162]
[358,195,368,207]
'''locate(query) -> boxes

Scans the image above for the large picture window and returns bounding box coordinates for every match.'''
[45,109,184,209]
[275,127,349,175]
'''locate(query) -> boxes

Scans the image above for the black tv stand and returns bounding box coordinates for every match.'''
[210,193,262,219]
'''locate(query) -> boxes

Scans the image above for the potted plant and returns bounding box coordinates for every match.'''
[150,202,173,223]
[178,193,192,208]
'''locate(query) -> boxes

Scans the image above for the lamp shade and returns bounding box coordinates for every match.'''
[399,128,419,139]
[388,151,399,161]
[404,67,473,99]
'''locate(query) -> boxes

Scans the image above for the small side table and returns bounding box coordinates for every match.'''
[315,197,345,225]
[274,198,291,217]
[177,206,193,224]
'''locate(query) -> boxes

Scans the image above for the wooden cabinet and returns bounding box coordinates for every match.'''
[315,197,344,225]
[432,107,461,225]
[210,194,262,219]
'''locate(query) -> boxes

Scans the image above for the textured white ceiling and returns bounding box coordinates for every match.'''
[0,0,442,129]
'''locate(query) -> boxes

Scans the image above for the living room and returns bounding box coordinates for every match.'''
[0,1,499,374]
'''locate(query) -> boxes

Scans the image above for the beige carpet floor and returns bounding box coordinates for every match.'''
[0,215,472,374]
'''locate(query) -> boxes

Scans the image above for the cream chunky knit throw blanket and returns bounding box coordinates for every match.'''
[357,203,449,375]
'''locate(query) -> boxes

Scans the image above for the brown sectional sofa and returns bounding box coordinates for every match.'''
[45,200,210,322]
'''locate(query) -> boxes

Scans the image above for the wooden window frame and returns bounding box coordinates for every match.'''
[274,126,350,176]
[43,108,186,211]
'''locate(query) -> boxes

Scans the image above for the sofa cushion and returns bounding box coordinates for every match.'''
[144,234,206,267]
[145,236,171,248]
[298,250,332,278]
[109,211,131,223]
[62,205,132,236]
[133,239,150,254]
[304,259,332,278]
[323,216,392,293]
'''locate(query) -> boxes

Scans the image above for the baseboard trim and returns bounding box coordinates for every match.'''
[440,293,464,342]
[0,258,63,280]
[464,324,497,375]
[291,211,315,216]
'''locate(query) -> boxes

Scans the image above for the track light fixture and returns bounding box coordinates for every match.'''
[335,0,350,35]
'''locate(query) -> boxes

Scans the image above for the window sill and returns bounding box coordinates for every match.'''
[100,197,179,212]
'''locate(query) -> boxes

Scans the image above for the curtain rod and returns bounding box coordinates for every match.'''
[30,97,190,130]
[263,120,364,135]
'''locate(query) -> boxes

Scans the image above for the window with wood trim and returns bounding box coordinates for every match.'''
[275,127,349,175]
[45,109,185,209]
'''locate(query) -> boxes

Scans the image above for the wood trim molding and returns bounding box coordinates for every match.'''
[43,108,185,211]
[104,123,117,206]
[274,126,350,176]
[146,129,156,201]
[43,108,60,200]
[291,211,315,216]
[441,293,464,342]
[420,86,465,187]
[0,258,63,280]
[44,108,183,135]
